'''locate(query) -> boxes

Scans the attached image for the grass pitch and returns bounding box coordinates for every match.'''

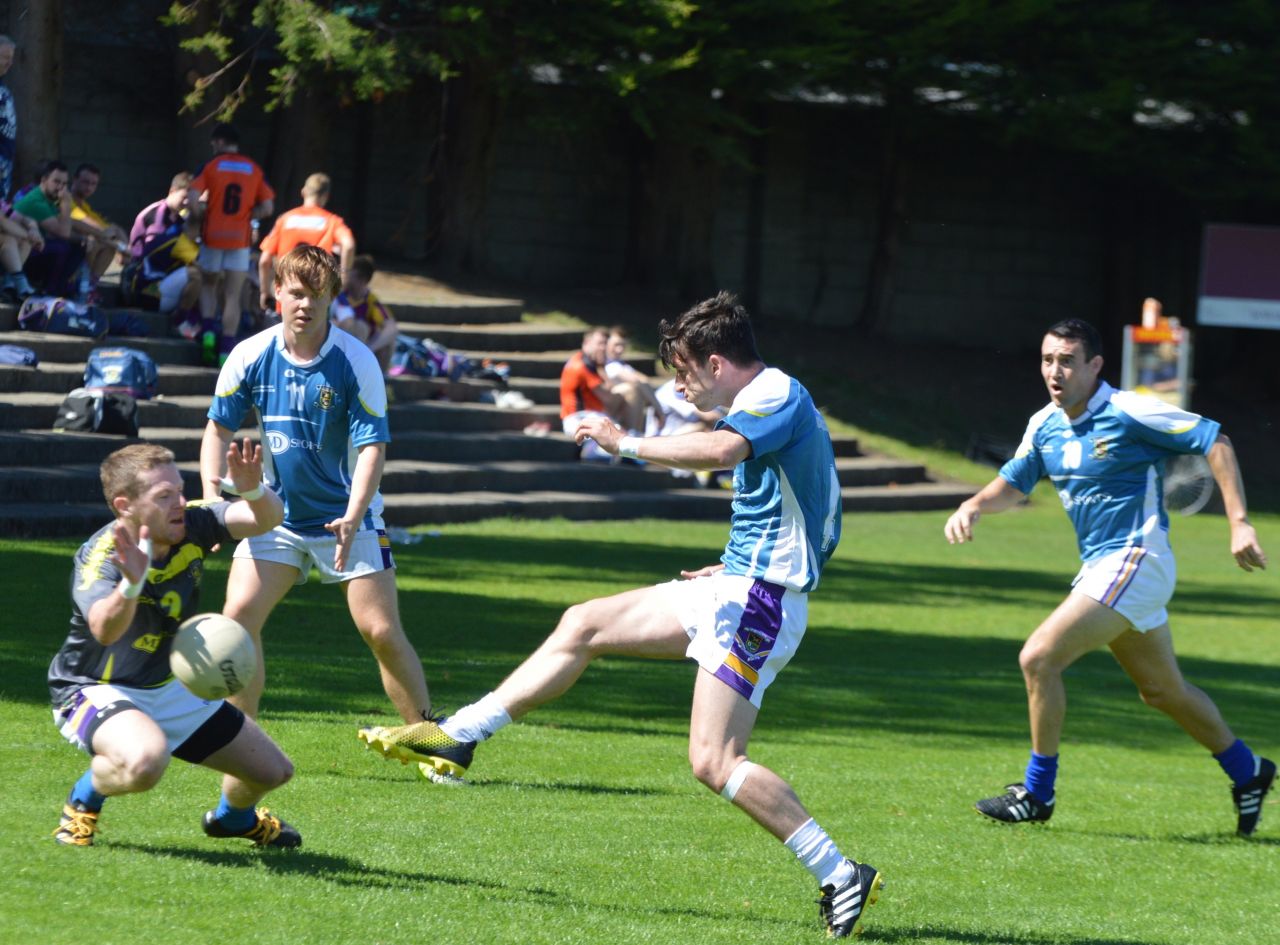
[1,504,1277,945]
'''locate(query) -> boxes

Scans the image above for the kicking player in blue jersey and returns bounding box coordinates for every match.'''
[51,442,301,848]
[360,292,882,938]
[945,318,1272,836]
[199,244,433,727]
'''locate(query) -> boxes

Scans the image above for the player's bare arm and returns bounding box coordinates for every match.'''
[1206,433,1267,572]
[86,522,150,645]
[199,420,236,501]
[326,442,386,571]
[680,563,726,580]
[574,415,749,470]
[223,438,284,539]
[945,476,1027,544]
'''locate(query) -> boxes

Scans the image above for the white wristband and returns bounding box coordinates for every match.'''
[120,537,151,598]
[221,476,265,501]
[618,436,641,460]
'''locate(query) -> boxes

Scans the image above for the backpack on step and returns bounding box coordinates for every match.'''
[52,387,139,436]
[17,296,108,338]
[84,346,158,399]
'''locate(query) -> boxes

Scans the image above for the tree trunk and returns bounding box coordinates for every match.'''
[8,0,63,189]
[860,113,906,337]
[171,0,227,172]
[434,68,501,272]
[264,93,332,213]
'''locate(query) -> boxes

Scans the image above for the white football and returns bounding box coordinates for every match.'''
[170,613,256,701]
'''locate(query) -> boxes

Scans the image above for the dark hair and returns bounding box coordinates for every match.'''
[73,162,100,179]
[658,291,761,370]
[1045,318,1103,361]
[349,254,376,282]
[210,122,240,146]
[39,159,67,179]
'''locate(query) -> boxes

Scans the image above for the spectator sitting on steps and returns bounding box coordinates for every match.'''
[603,324,663,436]
[330,254,397,375]
[15,159,86,299]
[560,326,633,461]
[0,193,42,301]
[68,163,129,301]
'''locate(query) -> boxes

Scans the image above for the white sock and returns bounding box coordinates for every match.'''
[439,692,511,743]
[784,817,853,888]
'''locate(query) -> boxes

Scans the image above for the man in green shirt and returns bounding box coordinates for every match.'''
[16,159,85,297]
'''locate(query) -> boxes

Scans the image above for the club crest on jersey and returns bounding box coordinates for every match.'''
[1091,436,1113,460]
[740,630,765,656]
[315,385,337,410]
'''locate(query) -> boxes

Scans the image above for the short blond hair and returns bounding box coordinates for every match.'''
[275,243,340,298]
[100,444,176,510]
[169,171,193,193]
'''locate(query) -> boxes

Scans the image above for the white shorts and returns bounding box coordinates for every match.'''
[660,571,808,709]
[1072,545,1176,631]
[53,680,221,755]
[156,266,190,313]
[197,245,251,273]
[233,521,395,585]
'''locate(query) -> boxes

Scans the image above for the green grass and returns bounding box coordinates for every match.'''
[2,508,1278,944]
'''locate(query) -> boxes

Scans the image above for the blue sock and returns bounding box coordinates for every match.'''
[1024,752,1059,804]
[1214,739,1257,787]
[214,795,257,833]
[69,769,106,812]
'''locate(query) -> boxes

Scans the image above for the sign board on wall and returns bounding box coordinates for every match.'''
[1197,223,1280,330]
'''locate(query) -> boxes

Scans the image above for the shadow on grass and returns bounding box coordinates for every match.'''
[1051,827,1280,848]
[107,840,806,930]
[6,536,1276,759]
[874,928,1162,945]
[108,840,558,898]
[321,765,677,798]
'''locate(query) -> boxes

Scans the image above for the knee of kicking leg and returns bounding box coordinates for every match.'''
[356,619,400,651]
[268,755,295,790]
[1136,681,1177,712]
[688,744,746,794]
[551,603,601,652]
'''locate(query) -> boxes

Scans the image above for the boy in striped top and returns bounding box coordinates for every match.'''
[945,318,1273,835]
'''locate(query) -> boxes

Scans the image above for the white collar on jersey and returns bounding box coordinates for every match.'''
[272,322,336,367]
[1065,380,1114,426]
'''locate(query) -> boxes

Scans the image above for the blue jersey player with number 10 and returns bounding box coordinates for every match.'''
[945,318,1272,836]
[359,292,884,939]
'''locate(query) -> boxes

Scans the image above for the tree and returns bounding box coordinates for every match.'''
[6,0,64,189]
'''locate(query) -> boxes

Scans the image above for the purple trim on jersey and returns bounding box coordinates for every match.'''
[713,579,784,700]
[377,529,394,570]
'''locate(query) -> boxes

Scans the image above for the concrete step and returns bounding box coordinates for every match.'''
[0,501,112,538]
[0,330,204,366]
[389,300,524,325]
[0,391,562,434]
[0,361,220,396]
[839,481,975,511]
[397,322,588,352]
[835,456,928,487]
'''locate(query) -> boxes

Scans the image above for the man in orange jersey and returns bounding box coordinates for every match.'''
[257,172,355,311]
[189,123,275,365]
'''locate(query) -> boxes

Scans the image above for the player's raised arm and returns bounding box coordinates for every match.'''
[1206,433,1268,572]
[944,476,1027,544]
[222,437,284,538]
[200,420,236,501]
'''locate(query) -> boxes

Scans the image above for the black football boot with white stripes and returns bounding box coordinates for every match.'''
[1232,756,1276,837]
[974,782,1054,824]
[817,859,884,938]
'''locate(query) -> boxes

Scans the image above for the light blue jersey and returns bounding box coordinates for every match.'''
[717,368,841,592]
[1000,381,1219,562]
[208,325,390,534]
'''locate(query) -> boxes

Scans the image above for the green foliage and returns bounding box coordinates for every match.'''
[2,511,1278,943]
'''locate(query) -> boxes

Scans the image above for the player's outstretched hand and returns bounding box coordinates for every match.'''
[113,522,151,585]
[325,516,358,572]
[573,415,624,456]
[680,563,725,580]
[945,504,980,544]
[1230,521,1267,572]
[225,437,264,495]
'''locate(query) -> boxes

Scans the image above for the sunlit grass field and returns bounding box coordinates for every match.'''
[2,504,1277,945]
